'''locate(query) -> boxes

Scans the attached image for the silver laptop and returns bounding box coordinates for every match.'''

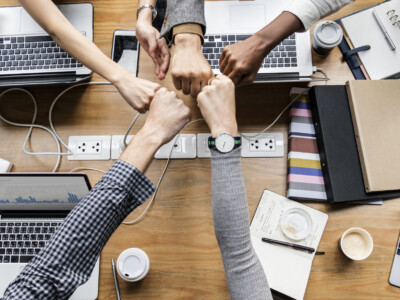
[0,3,93,87]
[203,0,313,82]
[0,173,99,300]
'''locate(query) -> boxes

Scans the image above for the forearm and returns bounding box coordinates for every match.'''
[19,0,129,85]
[2,160,155,299]
[138,0,157,25]
[252,11,303,56]
[285,0,354,31]
[253,0,352,55]
[211,149,272,300]
[120,127,161,173]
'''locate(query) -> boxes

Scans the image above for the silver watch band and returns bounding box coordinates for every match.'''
[137,4,157,21]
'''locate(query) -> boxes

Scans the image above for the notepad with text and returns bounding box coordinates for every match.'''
[250,190,328,300]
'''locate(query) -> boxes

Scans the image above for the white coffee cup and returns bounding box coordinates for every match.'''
[339,228,373,261]
[116,248,150,282]
[313,21,343,56]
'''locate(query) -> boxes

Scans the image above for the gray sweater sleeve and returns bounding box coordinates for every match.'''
[160,0,206,42]
[211,148,273,300]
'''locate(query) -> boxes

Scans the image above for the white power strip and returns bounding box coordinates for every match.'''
[197,133,284,158]
[0,158,13,172]
[66,133,283,161]
[111,135,134,160]
[241,133,284,157]
[197,133,212,158]
[67,136,111,161]
[155,134,197,159]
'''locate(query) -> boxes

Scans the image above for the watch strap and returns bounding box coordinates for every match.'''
[208,136,241,150]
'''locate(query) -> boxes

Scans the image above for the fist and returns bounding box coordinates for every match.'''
[197,74,238,137]
[171,33,214,98]
[144,88,192,145]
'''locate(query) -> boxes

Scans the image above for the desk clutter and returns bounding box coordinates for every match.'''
[1,0,400,299]
[287,81,400,204]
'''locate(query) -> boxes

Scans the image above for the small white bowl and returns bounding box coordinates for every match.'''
[280,207,313,241]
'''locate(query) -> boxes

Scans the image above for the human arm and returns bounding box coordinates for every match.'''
[136,0,170,80]
[160,0,213,97]
[19,0,160,113]
[220,0,353,85]
[1,89,191,300]
[197,75,272,299]
[171,33,213,98]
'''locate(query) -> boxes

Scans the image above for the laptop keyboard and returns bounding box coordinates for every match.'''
[203,34,298,70]
[0,34,84,74]
[0,221,63,264]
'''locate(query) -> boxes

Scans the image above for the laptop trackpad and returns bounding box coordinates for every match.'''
[230,4,266,32]
[21,9,46,34]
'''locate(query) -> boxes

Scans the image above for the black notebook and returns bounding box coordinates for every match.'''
[309,86,400,203]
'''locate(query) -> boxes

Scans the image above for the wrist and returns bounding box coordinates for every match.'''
[174,33,201,49]
[211,123,238,137]
[252,31,275,56]
[254,11,303,55]
[137,9,153,24]
[109,66,132,88]
[134,127,164,151]
[120,129,159,173]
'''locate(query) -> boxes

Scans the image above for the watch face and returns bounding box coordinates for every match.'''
[215,133,235,153]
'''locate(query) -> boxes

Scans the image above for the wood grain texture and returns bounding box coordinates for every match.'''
[1,0,399,299]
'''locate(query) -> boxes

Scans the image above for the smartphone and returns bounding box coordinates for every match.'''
[389,232,400,288]
[111,30,139,76]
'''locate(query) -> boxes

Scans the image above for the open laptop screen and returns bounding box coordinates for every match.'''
[0,174,91,210]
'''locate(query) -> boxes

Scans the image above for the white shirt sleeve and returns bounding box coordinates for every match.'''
[285,0,354,31]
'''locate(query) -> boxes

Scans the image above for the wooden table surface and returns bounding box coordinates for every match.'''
[1,0,399,299]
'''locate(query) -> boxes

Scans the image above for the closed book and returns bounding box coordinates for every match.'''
[346,80,400,192]
[309,86,400,203]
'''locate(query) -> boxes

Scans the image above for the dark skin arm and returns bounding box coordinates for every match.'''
[219,11,304,86]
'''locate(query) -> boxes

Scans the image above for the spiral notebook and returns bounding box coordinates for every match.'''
[341,0,400,79]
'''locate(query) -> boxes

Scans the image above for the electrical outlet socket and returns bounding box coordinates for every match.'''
[67,136,111,161]
[197,133,212,158]
[241,133,284,158]
[155,134,196,159]
[111,135,134,160]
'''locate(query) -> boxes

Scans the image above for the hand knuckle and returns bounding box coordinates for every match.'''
[171,71,180,78]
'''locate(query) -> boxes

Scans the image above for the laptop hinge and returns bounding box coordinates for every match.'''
[255,72,300,80]
[0,210,69,219]
[0,71,76,79]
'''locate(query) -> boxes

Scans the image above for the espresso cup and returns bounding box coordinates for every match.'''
[339,228,373,261]
[116,248,150,282]
[313,21,343,56]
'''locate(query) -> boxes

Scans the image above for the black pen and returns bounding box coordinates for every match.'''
[261,237,315,254]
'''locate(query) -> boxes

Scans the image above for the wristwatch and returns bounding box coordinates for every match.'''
[208,133,241,154]
[137,4,157,21]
